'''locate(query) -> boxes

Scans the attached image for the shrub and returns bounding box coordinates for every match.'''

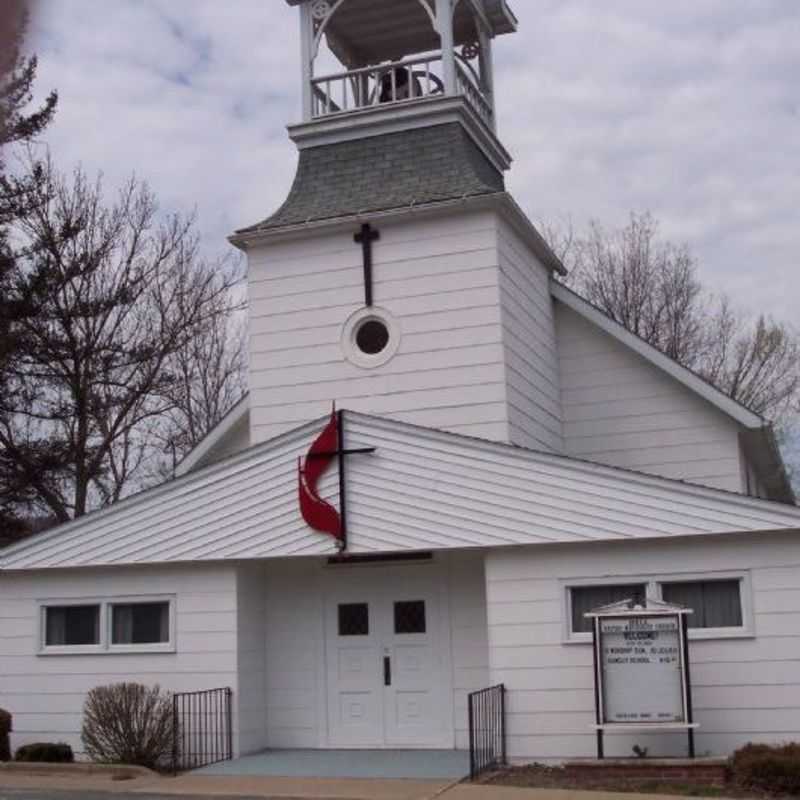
[0,709,11,762]
[731,742,800,796]
[15,742,74,763]
[81,683,174,769]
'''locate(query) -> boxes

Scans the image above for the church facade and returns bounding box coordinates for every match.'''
[2,0,800,765]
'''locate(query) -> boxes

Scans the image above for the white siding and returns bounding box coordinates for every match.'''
[0,564,238,758]
[197,415,250,470]
[264,559,324,748]
[496,220,563,452]
[3,413,800,571]
[485,532,800,762]
[237,565,268,755]
[449,552,489,750]
[247,210,511,444]
[556,302,744,492]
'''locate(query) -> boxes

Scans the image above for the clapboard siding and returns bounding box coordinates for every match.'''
[237,565,268,755]
[0,565,239,758]
[496,220,563,452]
[449,552,490,750]
[4,413,800,571]
[264,560,323,748]
[248,210,513,444]
[485,532,800,762]
[556,301,744,492]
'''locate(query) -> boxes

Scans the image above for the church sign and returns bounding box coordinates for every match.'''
[587,599,697,759]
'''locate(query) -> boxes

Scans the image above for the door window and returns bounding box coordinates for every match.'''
[338,603,369,636]
[394,600,426,634]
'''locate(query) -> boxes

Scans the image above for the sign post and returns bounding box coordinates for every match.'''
[587,598,697,760]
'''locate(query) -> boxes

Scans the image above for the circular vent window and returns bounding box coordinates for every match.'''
[355,319,390,355]
[341,307,400,369]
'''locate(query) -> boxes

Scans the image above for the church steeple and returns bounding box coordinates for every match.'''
[233,0,566,455]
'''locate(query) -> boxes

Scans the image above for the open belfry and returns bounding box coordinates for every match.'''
[2,0,800,776]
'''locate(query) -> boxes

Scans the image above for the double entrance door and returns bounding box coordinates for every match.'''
[325,567,450,748]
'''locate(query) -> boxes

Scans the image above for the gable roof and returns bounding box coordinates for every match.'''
[175,395,249,477]
[2,412,799,572]
[552,283,795,504]
[552,282,764,429]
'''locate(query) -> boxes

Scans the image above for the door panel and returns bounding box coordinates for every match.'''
[325,568,450,749]
[326,600,383,746]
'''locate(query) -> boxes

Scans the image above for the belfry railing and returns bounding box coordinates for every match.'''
[309,53,493,126]
[468,683,507,780]
[171,687,233,773]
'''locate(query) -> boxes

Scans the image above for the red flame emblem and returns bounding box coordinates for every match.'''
[298,409,343,544]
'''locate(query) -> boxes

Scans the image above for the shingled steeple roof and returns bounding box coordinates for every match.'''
[236,123,504,234]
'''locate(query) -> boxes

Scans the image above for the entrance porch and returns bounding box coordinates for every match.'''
[197,748,470,779]
[236,550,489,756]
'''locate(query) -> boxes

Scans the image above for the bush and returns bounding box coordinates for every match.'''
[0,709,11,762]
[731,742,800,796]
[81,683,174,769]
[15,742,74,763]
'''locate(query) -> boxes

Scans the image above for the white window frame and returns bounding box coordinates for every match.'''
[656,571,753,641]
[107,596,176,654]
[38,600,105,655]
[38,595,176,656]
[562,570,753,644]
[562,576,650,644]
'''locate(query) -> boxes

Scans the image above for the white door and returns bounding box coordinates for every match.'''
[325,569,450,748]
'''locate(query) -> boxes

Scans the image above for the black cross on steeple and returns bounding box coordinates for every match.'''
[354,223,380,307]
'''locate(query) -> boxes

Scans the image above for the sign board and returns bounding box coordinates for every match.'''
[586,598,697,759]
[599,614,685,724]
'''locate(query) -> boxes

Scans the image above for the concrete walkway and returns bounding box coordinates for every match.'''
[197,750,470,780]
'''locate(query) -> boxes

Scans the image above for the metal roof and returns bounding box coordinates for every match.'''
[3,411,799,571]
[236,122,504,234]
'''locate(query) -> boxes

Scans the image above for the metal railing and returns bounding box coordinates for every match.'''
[171,687,232,773]
[310,52,493,125]
[468,683,506,780]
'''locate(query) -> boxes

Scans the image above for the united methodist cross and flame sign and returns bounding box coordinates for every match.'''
[297,407,375,551]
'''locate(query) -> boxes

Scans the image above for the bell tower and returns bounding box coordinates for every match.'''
[232,0,566,455]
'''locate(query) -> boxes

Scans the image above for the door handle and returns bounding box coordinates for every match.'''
[383,655,391,686]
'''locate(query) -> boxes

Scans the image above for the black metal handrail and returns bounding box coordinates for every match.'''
[468,683,506,780]
[171,687,232,772]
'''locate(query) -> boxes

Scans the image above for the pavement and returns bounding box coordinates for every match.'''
[0,767,745,800]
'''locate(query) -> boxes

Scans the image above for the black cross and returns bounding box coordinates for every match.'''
[354,223,380,307]
[306,409,375,551]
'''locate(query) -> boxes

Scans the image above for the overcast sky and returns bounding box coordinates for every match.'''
[27,0,799,324]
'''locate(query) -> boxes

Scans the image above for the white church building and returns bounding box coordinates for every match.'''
[3,0,800,766]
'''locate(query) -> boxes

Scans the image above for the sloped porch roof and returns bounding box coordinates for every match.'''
[2,412,800,571]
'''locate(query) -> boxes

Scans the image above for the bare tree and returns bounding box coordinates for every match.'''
[1,158,244,521]
[156,306,247,479]
[546,212,800,424]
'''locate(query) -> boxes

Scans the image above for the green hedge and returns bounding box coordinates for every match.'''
[731,743,800,796]
[0,709,10,762]
[14,742,74,763]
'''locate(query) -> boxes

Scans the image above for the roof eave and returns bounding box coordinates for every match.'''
[229,191,567,277]
[552,282,765,429]
[740,426,797,506]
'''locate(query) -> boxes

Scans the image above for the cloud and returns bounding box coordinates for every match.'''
[26,0,799,323]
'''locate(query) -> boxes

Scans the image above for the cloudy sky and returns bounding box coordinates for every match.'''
[26,0,799,323]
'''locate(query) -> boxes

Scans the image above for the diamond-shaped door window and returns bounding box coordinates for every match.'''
[338,603,369,636]
[394,600,426,634]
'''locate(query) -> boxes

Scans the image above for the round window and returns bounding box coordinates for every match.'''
[355,319,390,355]
[341,307,400,369]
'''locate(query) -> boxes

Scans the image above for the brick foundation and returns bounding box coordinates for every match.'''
[564,758,729,787]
